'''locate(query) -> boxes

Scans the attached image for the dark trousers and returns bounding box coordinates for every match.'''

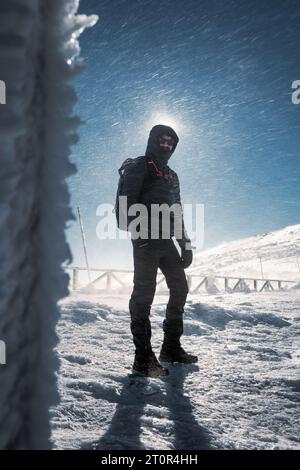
[129,239,189,360]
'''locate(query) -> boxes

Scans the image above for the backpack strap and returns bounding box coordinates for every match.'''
[148,159,173,182]
[118,158,134,175]
[118,156,173,183]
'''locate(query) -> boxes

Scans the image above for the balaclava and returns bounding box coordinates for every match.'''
[145,124,179,165]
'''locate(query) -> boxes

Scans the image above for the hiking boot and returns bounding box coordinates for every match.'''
[132,351,169,377]
[159,345,198,364]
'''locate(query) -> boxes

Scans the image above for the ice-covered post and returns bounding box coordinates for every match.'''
[0,0,97,450]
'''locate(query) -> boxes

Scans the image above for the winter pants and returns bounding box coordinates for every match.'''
[129,239,189,360]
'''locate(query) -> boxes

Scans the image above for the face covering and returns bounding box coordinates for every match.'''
[145,124,179,164]
[153,134,174,164]
[158,135,175,151]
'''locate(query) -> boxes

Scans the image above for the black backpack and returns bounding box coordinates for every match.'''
[114,157,143,231]
[114,155,172,230]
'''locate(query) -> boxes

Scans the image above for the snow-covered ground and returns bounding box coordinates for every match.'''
[51,225,300,450]
[51,288,300,450]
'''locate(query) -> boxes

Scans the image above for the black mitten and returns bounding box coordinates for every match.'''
[180,243,193,269]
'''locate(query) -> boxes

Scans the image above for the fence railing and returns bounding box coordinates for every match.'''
[63,266,299,294]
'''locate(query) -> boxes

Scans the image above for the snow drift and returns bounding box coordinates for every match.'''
[52,290,300,450]
[0,0,97,449]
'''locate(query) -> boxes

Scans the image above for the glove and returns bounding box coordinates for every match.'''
[132,237,151,249]
[136,239,151,249]
[180,244,193,269]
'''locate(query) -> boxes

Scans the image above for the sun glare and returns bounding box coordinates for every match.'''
[145,113,182,133]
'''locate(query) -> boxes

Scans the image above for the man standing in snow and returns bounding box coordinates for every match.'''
[121,124,197,377]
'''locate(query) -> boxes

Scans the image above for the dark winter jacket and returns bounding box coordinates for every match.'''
[121,124,190,245]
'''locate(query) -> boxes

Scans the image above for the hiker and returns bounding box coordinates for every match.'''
[119,124,197,377]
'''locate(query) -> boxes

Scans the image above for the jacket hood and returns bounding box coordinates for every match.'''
[145,124,179,164]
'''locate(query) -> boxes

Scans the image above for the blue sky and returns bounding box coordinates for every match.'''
[67,0,300,269]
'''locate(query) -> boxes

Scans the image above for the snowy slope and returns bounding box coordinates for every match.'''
[52,288,300,450]
[191,224,300,281]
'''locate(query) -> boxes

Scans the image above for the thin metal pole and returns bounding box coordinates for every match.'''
[259,256,264,279]
[292,244,300,274]
[77,206,91,283]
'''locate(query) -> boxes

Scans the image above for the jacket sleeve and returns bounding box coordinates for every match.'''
[173,172,191,249]
[121,158,148,229]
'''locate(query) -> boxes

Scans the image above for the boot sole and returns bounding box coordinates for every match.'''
[132,368,169,378]
[159,355,198,364]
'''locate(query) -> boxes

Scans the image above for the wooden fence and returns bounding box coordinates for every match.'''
[64,266,299,294]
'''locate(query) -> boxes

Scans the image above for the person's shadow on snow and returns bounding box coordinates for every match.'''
[165,363,211,450]
[81,363,212,450]
[81,375,148,450]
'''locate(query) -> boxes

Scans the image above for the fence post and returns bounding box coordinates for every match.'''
[72,268,78,290]
[254,279,257,291]
[106,272,111,291]
[186,275,191,292]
